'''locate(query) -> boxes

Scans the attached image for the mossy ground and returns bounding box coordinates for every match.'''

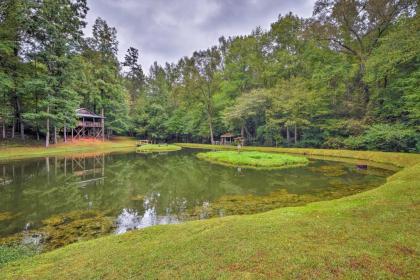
[136,144,181,153]
[197,150,308,169]
[0,144,419,279]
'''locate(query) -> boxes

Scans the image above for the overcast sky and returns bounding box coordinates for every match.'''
[85,0,316,72]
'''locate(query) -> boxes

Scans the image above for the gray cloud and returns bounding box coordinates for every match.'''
[86,0,315,71]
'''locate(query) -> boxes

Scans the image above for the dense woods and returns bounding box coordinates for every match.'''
[0,0,419,151]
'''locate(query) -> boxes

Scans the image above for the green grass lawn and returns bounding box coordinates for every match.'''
[136,144,181,153]
[0,137,137,160]
[197,150,308,168]
[1,144,419,279]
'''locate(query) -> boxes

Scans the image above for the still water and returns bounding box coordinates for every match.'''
[0,149,393,250]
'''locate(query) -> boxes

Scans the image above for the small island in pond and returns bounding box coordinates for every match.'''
[197,151,309,169]
[136,144,181,153]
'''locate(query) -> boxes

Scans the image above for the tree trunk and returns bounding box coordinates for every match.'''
[241,125,245,138]
[11,120,15,138]
[20,121,24,140]
[36,126,40,141]
[286,126,290,145]
[64,125,67,143]
[209,120,214,144]
[1,120,5,139]
[294,125,297,145]
[54,126,57,144]
[45,106,50,148]
[14,95,24,140]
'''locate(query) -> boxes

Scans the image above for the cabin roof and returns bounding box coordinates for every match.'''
[76,108,104,119]
[221,133,235,138]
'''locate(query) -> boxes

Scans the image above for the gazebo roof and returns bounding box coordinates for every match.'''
[221,133,235,138]
[76,108,104,119]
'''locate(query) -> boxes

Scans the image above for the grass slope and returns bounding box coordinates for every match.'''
[197,150,308,168]
[1,145,419,279]
[137,144,181,153]
[0,137,137,160]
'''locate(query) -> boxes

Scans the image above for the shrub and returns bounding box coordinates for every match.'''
[344,124,418,152]
[322,137,346,149]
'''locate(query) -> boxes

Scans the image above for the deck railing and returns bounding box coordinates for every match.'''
[77,121,102,128]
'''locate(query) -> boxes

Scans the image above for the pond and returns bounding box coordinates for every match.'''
[0,148,394,251]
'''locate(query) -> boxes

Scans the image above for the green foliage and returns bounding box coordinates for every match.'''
[0,0,418,153]
[344,124,418,152]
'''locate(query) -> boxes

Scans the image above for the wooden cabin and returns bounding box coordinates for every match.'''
[219,133,245,146]
[71,108,105,140]
[220,133,235,145]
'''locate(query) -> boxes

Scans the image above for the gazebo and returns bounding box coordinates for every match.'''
[220,133,235,145]
[71,108,105,140]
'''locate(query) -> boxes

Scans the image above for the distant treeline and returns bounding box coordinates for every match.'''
[0,0,419,151]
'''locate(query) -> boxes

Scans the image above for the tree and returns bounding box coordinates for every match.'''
[185,47,222,144]
[85,17,130,137]
[266,78,327,145]
[312,0,417,107]
[223,89,268,140]
[0,0,32,139]
[28,0,88,146]
[365,14,420,125]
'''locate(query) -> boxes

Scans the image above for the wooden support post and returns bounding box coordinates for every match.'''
[101,109,105,141]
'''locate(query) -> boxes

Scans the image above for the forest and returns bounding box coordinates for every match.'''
[0,0,419,152]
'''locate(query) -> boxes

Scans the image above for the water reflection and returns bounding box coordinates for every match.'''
[0,149,394,250]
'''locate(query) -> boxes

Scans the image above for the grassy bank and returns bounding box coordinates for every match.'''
[197,150,308,169]
[1,145,419,279]
[137,144,181,153]
[0,137,137,160]
[178,143,419,168]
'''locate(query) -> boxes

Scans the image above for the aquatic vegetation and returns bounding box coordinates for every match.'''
[0,212,14,222]
[0,210,115,252]
[197,151,309,168]
[308,165,347,177]
[136,144,181,153]
[189,182,378,218]
[39,210,115,250]
[129,194,145,201]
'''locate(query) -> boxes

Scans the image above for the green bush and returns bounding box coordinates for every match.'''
[344,124,418,152]
[322,137,346,149]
